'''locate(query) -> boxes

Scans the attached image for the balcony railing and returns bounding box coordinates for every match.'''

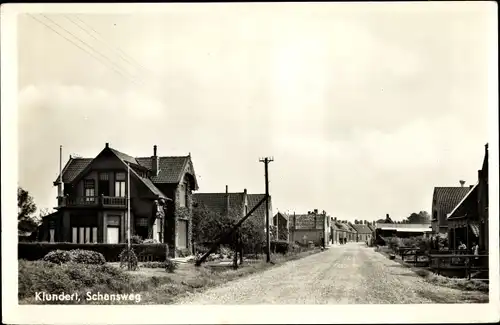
[58,195,127,208]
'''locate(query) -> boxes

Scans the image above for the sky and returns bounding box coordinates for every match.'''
[17,3,494,222]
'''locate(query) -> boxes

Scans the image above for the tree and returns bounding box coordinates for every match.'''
[192,204,267,251]
[405,211,431,224]
[18,187,40,234]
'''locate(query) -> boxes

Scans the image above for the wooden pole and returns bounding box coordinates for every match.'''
[260,157,273,263]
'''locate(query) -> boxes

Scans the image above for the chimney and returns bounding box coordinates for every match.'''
[459,180,465,187]
[225,185,230,215]
[151,145,159,176]
[314,209,318,214]
[105,142,109,148]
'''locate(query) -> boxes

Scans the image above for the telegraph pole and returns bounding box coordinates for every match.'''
[259,157,273,263]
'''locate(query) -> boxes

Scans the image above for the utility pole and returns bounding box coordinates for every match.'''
[259,157,273,263]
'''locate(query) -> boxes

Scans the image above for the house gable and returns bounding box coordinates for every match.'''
[64,146,167,199]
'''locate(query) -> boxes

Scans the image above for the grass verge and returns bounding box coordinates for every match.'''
[375,246,489,293]
[19,248,323,305]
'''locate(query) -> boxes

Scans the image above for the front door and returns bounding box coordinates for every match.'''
[177,220,188,249]
[107,227,120,244]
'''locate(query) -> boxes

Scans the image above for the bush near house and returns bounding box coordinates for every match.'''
[18,243,169,262]
[270,240,290,254]
[43,249,106,265]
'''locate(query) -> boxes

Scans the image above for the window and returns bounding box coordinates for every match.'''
[178,184,186,207]
[84,179,95,202]
[72,226,98,243]
[49,229,55,243]
[115,172,126,197]
[92,228,98,243]
[98,173,110,196]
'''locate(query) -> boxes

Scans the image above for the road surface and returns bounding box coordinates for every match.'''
[175,243,487,304]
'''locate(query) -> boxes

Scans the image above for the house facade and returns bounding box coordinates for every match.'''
[38,143,198,255]
[352,224,373,242]
[192,186,272,243]
[447,143,489,252]
[273,212,289,241]
[289,210,330,246]
[431,186,471,234]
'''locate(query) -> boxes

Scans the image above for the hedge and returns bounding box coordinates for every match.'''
[18,243,170,262]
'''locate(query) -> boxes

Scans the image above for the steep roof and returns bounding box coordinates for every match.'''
[432,187,471,216]
[136,156,191,184]
[367,224,377,232]
[335,222,350,232]
[193,192,269,221]
[54,158,93,184]
[447,183,478,220]
[54,146,195,187]
[247,194,268,222]
[193,192,245,216]
[352,224,372,234]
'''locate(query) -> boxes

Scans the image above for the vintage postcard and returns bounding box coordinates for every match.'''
[1,2,499,324]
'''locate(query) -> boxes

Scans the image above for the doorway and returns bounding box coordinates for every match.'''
[107,227,120,244]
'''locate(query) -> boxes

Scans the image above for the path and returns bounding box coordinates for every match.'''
[175,243,487,304]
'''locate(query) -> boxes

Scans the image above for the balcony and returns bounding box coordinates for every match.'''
[57,195,127,209]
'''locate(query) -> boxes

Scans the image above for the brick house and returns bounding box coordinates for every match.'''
[352,224,373,242]
[431,186,471,235]
[447,143,489,252]
[192,186,272,243]
[289,210,330,247]
[38,143,198,256]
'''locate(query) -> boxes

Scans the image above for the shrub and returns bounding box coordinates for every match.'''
[18,260,132,301]
[271,240,290,254]
[141,261,165,269]
[165,258,178,273]
[388,236,402,252]
[119,248,139,271]
[19,242,169,262]
[42,250,72,264]
[69,249,106,265]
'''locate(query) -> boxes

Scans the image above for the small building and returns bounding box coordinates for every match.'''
[431,186,471,234]
[447,143,489,252]
[273,212,289,241]
[346,222,358,242]
[335,221,351,243]
[375,223,432,244]
[289,209,329,247]
[352,224,373,242]
[193,186,271,240]
[37,143,198,256]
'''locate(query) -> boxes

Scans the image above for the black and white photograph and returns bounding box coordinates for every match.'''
[1,2,499,324]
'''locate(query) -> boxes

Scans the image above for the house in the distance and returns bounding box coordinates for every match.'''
[38,143,198,256]
[289,210,330,247]
[273,212,289,241]
[352,223,373,243]
[431,185,471,235]
[192,186,272,242]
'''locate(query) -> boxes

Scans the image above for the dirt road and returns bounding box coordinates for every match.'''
[175,243,487,304]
